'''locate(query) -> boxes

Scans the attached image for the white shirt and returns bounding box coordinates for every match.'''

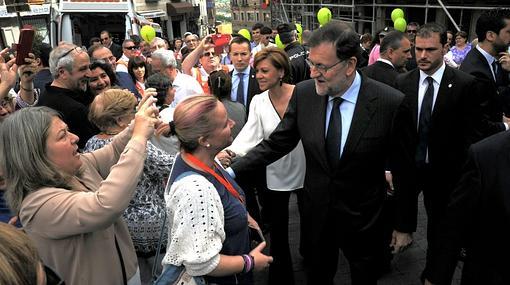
[376,58,394,68]
[172,72,204,107]
[150,107,179,156]
[116,54,129,73]
[252,42,277,57]
[417,62,446,123]
[231,66,251,105]
[228,91,306,191]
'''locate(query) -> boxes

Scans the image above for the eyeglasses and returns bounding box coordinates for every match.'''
[407,30,417,34]
[56,47,81,65]
[124,46,139,50]
[101,37,109,42]
[305,58,344,74]
[202,51,215,57]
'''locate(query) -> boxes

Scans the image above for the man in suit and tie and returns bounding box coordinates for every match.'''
[229,22,404,285]
[362,30,412,88]
[423,131,510,285]
[460,8,510,137]
[390,23,483,281]
[229,36,261,113]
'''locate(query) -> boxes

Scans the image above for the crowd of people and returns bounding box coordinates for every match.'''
[1,7,510,285]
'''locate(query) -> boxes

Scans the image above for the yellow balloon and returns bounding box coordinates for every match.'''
[238,29,251,41]
[275,34,284,49]
[140,25,156,42]
[317,8,332,26]
[394,18,407,32]
[391,8,405,23]
[295,23,303,44]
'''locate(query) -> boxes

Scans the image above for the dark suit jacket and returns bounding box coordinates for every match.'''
[391,66,483,232]
[109,42,123,61]
[361,60,400,88]
[232,74,404,244]
[425,131,510,285]
[460,47,509,136]
[230,67,261,113]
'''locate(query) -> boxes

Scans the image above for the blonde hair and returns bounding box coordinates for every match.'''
[173,95,219,152]
[88,89,137,131]
[0,223,41,285]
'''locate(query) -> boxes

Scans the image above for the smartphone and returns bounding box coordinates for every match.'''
[16,28,35,66]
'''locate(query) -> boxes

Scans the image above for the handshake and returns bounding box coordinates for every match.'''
[216,149,237,168]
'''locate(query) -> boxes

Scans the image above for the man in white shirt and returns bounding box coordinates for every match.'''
[252,26,277,57]
[116,39,139,73]
[151,49,203,106]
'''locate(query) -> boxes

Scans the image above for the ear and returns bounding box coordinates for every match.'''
[34,58,42,67]
[345,56,357,77]
[486,31,497,42]
[442,43,449,55]
[197,136,209,148]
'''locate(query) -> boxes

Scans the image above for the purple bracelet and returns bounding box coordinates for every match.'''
[241,254,255,273]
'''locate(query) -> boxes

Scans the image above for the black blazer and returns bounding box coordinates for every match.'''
[460,47,509,136]
[425,131,510,285]
[230,67,261,113]
[232,74,404,242]
[109,42,123,61]
[391,66,483,232]
[361,60,400,88]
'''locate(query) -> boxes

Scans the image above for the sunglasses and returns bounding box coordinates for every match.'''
[407,30,417,34]
[56,47,82,65]
[100,37,109,42]
[202,51,216,57]
[124,46,139,50]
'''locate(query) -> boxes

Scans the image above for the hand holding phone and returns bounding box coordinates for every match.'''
[16,28,35,66]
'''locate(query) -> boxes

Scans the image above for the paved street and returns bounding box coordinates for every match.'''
[255,193,463,285]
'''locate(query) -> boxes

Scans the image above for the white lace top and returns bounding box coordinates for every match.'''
[162,174,226,276]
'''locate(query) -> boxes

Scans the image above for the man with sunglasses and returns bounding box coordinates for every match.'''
[228,22,404,285]
[37,44,98,149]
[182,35,229,94]
[116,39,140,73]
[100,30,122,60]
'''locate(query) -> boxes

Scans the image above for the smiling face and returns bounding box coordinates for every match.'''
[65,52,91,92]
[255,58,284,91]
[46,117,82,176]
[308,42,356,97]
[132,65,145,81]
[199,47,219,73]
[88,67,111,95]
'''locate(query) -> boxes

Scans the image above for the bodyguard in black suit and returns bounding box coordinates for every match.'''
[459,8,510,137]
[362,30,412,88]
[390,24,483,279]
[423,131,510,285]
[230,22,404,285]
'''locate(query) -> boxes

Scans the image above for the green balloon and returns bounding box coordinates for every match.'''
[275,34,285,49]
[394,17,407,32]
[391,8,405,23]
[140,25,156,42]
[317,8,332,26]
[238,29,251,41]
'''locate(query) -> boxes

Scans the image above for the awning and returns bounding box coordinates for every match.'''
[137,9,166,19]
[166,2,194,16]
[0,4,50,18]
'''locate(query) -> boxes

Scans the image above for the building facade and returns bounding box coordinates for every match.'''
[231,0,271,32]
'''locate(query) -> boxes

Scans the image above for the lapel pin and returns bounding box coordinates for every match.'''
[448,83,452,88]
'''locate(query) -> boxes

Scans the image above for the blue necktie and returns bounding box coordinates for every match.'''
[236,73,245,106]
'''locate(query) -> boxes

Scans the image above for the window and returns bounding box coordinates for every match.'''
[241,12,244,21]
[247,12,254,22]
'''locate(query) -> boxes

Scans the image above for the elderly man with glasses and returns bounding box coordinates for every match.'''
[116,39,141,73]
[37,44,98,149]
[227,22,405,285]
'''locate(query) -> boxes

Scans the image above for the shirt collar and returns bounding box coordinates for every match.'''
[476,44,497,66]
[329,71,361,104]
[377,58,394,68]
[233,66,250,77]
[419,61,446,86]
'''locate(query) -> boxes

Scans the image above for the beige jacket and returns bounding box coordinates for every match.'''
[20,129,146,285]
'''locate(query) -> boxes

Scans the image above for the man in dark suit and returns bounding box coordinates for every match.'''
[229,22,404,285]
[390,23,483,280]
[362,30,412,87]
[229,36,261,113]
[100,30,122,60]
[460,8,510,137]
[423,131,510,285]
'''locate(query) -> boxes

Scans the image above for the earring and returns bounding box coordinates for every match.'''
[279,77,283,86]
[206,144,211,148]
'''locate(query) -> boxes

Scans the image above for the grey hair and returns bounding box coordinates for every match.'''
[0,107,72,213]
[380,31,407,54]
[150,37,166,47]
[48,43,78,79]
[151,49,177,68]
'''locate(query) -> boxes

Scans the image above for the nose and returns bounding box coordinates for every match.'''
[309,66,321,79]
[70,132,80,144]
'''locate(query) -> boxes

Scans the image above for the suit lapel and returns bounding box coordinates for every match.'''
[432,66,454,119]
[341,76,378,157]
[405,70,421,129]
[316,94,330,171]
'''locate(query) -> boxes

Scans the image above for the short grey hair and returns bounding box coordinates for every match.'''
[151,49,177,68]
[150,37,166,48]
[48,43,79,79]
[0,107,72,213]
